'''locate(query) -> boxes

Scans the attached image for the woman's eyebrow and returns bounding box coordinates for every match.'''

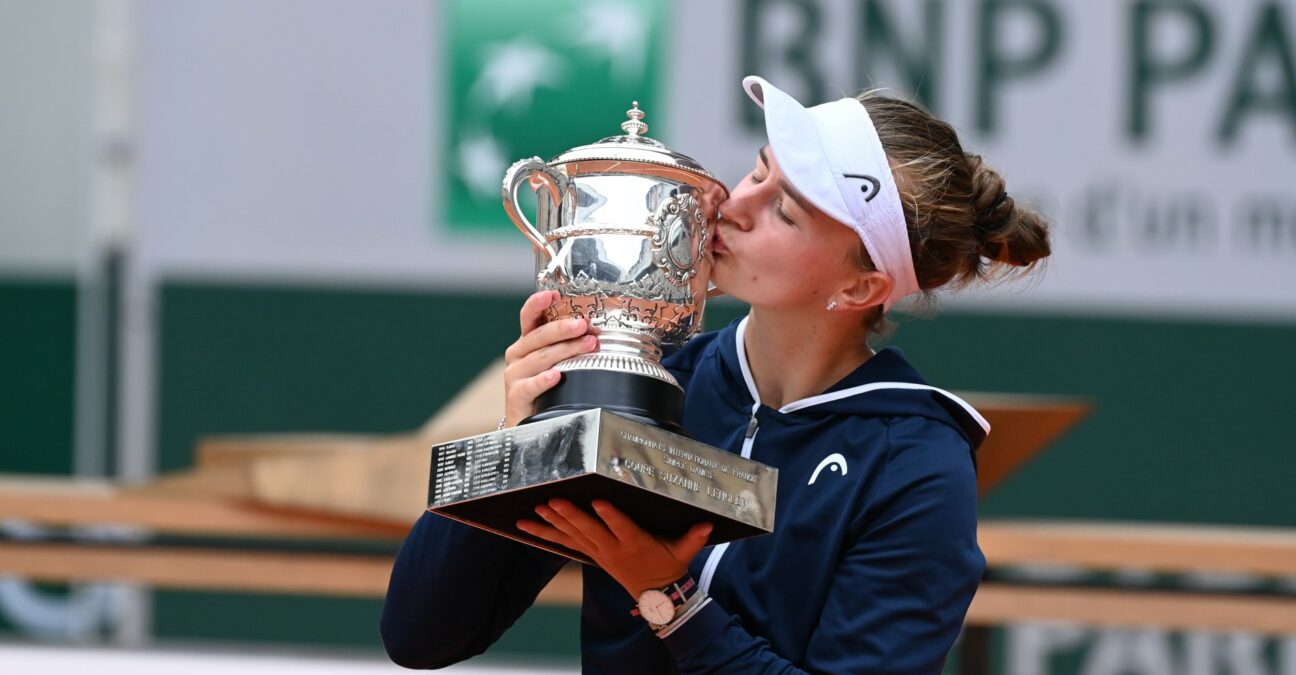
[758,146,817,216]
[779,179,816,215]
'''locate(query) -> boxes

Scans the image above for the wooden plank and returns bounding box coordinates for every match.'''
[0,541,393,597]
[967,583,1296,634]
[537,564,583,606]
[125,463,258,501]
[979,520,1296,577]
[8,477,1296,580]
[8,478,1296,580]
[0,541,582,605]
[247,439,431,524]
[0,476,409,539]
[182,360,508,522]
[414,357,507,442]
[196,434,387,469]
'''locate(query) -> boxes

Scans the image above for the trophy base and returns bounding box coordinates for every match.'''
[428,409,777,564]
[530,369,686,436]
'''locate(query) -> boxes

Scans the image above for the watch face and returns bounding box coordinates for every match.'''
[637,589,675,625]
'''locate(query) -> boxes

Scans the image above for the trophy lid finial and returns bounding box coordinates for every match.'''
[547,99,722,186]
[621,101,648,138]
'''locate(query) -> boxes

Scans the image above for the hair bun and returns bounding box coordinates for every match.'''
[967,156,1048,267]
[974,190,1011,236]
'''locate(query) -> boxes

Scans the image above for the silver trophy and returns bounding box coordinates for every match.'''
[502,102,729,434]
[428,103,776,563]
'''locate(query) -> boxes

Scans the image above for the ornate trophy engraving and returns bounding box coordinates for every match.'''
[428,103,777,563]
[501,102,729,434]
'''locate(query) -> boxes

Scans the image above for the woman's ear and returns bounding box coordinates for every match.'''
[833,271,891,312]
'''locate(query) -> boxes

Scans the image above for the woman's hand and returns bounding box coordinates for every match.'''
[518,498,713,599]
[502,290,598,428]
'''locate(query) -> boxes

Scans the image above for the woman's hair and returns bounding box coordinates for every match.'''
[850,92,1052,336]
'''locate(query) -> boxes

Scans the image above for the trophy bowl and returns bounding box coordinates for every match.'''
[502,102,729,435]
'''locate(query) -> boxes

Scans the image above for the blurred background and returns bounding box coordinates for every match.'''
[2,0,1294,672]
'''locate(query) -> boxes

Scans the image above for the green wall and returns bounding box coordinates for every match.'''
[0,277,76,475]
[896,309,1293,526]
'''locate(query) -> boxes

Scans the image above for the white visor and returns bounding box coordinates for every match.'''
[742,75,919,311]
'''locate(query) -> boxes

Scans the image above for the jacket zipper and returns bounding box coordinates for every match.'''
[699,407,759,595]
[743,415,759,443]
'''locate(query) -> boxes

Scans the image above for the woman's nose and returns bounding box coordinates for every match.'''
[718,188,754,231]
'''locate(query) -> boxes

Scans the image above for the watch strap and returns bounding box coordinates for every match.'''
[630,574,697,623]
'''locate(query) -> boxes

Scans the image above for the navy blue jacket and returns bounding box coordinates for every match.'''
[381,316,987,673]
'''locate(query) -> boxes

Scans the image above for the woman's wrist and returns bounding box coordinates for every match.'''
[630,573,703,634]
[653,587,709,638]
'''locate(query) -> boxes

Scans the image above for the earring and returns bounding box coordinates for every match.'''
[826,300,837,311]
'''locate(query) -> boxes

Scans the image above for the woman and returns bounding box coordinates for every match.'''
[381,76,1050,674]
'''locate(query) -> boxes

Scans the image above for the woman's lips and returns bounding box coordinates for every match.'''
[712,229,729,255]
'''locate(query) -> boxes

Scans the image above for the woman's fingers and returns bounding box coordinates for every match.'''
[511,369,561,405]
[501,291,597,428]
[506,317,591,364]
[518,290,559,336]
[504,332,595,390]
[548,499,619,551]
[536,503,602,553]
[666,522,715,562]
[593,500,712,562]
[504,334,597,391]
[516,518,581,552]
[589,500,641,543]
[502,326,595,428]
[526,333,598,372]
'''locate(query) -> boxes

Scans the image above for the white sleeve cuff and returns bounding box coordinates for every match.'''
[655,595,712,638]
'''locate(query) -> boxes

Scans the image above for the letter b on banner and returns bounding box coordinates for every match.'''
[740,0,827,130]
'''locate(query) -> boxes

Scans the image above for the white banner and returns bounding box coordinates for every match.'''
[0,1,94,277]
[130,0,1296,319]
[670,0,1296,320]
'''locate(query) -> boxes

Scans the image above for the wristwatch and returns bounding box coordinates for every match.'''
[631,575,697,629]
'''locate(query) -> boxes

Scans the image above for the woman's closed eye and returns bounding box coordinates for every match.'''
[775,197,796,225]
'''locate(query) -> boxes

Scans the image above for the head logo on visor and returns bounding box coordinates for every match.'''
[843,174,882,202]
[742,75,919,311]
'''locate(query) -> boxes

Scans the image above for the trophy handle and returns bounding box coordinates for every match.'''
[502,157,566,261]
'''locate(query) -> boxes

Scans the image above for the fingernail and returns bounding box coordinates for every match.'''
[547,369,561,381]
[584,335,598,348]
[699,524,713,537]
[569,318,585,331]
